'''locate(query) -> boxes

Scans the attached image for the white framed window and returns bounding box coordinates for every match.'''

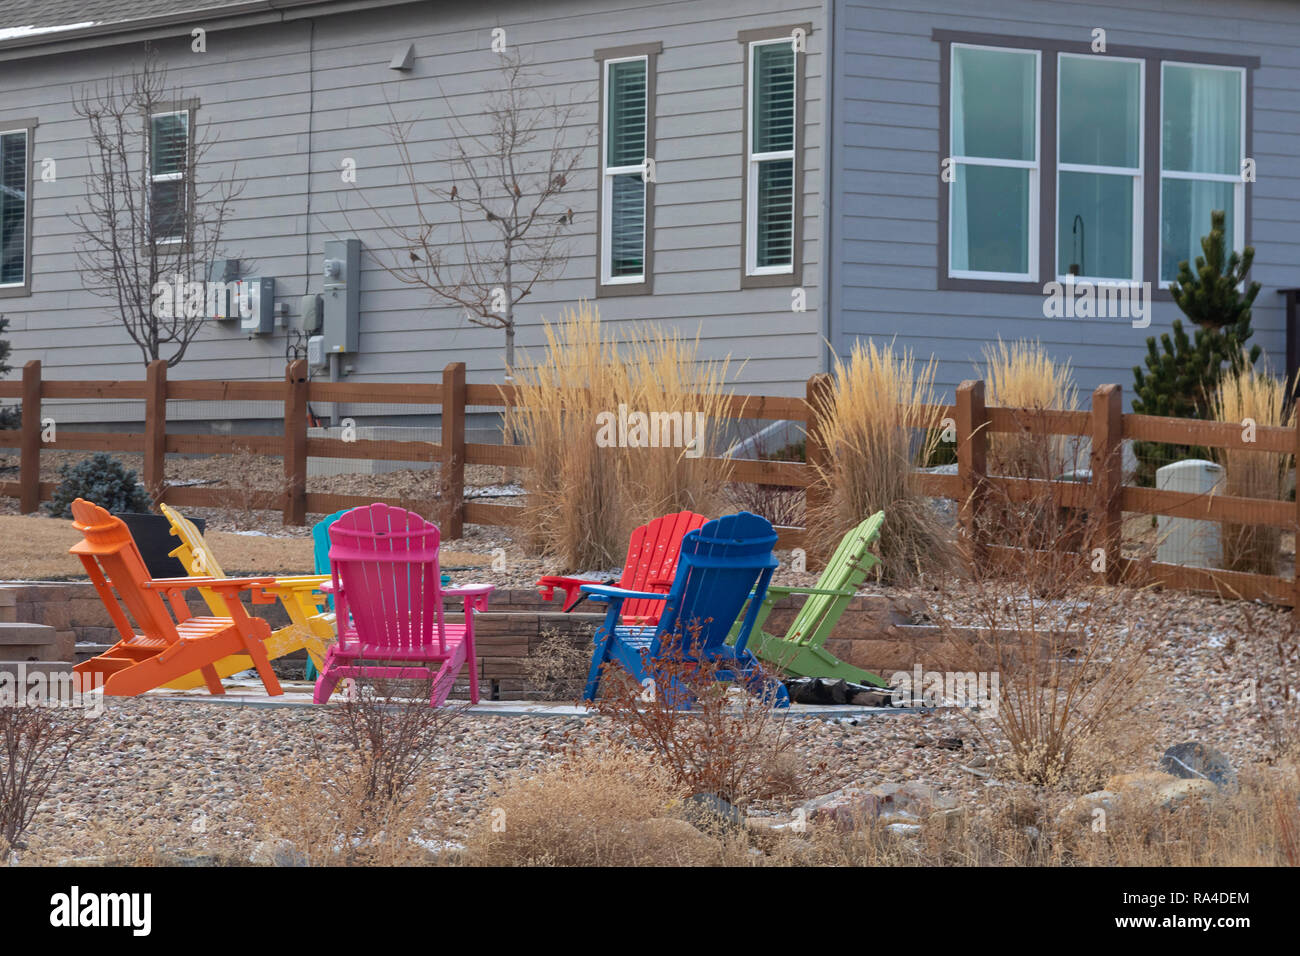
[0,127,29,288]
[600,55,648,286]
[948,43,1040,282]
[1158,62,1246,285]
[1056,53,1144,283]
[746,37,797,276]
[149,109,190,245]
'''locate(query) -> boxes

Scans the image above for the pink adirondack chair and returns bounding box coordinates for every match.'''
[312,503,492,707]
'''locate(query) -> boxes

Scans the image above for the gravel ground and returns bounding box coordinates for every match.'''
[16,581,1294,864]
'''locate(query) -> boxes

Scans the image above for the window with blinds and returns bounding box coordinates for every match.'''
[150,111,189,244]
[0,129,27,287]
[747,39,797,275]
[601,57,648,284]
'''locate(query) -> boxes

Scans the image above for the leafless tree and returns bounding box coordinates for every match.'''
[364,53,588,374]
[71,46,243,368]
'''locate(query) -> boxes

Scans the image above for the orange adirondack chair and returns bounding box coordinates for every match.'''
[69,499,283,697]
[537,511,707,626]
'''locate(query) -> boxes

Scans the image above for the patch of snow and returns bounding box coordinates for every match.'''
[0,22,98,41]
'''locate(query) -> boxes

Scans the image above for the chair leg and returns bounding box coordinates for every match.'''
[199,664,224,696]
[239,630,283,697]
[313,670,340,704]
[429,662,456,708]
[583,630,614,701]
[464,630,480,705]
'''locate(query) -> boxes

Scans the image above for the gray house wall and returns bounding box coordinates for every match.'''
[829,0,1300,406]
[0,0,825,404]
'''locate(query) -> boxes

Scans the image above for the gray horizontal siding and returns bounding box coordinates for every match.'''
[0,0,826,411]
[831,0,1300,405]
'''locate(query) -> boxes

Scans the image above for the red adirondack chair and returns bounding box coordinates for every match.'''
[536,511,707,627]
[312,503,492,707]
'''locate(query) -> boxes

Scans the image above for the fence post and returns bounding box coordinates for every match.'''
[19,360,41,513]
[143,360,167,509]
[1090,384,1123,585]
[283,360,308,526]
[955,380,988,562]
[1294,407,1300,623]
[440,362,466,538]
[804,372,834,569]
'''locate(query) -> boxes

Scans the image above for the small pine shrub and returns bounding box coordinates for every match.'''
[46,453,151,518]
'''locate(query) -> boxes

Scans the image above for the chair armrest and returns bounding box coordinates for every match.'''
[445,583,494,613]
[270,574,331,590]
[537,575,600,611]
[144,575,276,593]
[762,584,859,598]
[580,584,669,603]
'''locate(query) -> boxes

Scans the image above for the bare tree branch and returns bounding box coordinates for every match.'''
[70,45,245,368]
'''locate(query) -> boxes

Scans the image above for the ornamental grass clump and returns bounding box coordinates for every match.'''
[806,338,951,583]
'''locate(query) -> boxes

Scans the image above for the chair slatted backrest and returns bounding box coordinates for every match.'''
[69,498,180,645]
[159,503,231,616]
[655,512,778,656]
[313,509,349,610]
[786,512,884,646]
[618,511,707,625]
[328,503,446,653]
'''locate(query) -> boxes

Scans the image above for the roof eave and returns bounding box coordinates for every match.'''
[0,0,403,60]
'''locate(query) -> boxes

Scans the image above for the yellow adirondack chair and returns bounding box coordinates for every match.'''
[158,504,334,690]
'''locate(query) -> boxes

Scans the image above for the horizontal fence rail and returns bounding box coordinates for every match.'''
[1,362,1297,612]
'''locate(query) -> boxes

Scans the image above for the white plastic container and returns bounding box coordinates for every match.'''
[1156,459,1225,568]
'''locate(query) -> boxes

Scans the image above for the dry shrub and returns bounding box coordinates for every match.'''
[932,467,1165,792]
[757,764,1300,866]
[248,758,441,866]
[981,337,1079,479]
[463,742,713,866]
[246,678,459,865]
[0,704,86,854]
[1211,360,1295,574]
[590,632,817,808]
[807,338,952,583]
[521,627,592,701]
[507,301,734,570]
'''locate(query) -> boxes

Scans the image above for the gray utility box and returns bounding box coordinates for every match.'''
[322,238,360,354]
[1156,459,1224,569]
[239,276,277,334]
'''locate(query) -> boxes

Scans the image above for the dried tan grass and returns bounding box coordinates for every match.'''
[463,742,718,866]
[981,337,1079,479]
[507,302,734,570]
[807,338,951,583]
[1211,360,1295,574]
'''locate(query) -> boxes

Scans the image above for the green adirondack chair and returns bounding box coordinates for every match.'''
[728,511,887,686]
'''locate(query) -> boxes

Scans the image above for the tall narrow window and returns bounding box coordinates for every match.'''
[1056,54,1143,281]
[746,38,797,276]
[948,44,1039,281]
[598,49,654,291]
[0,127,29,289]
[1159,63,1245,284]
[150,110,190,244]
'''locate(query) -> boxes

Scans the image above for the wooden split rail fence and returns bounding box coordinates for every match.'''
[2,360,1298,612]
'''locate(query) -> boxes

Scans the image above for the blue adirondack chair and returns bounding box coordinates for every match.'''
[581,511,789,708]
[306,508,451,680]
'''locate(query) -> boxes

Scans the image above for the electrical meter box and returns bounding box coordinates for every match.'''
[307,334,327,370]
[238,276,278,335]
[322,238,360,354]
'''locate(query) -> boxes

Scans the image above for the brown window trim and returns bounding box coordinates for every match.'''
[594,42,659,297]
[0,117,38,299]
[739,24,811,289]
[932,29,1258,300]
